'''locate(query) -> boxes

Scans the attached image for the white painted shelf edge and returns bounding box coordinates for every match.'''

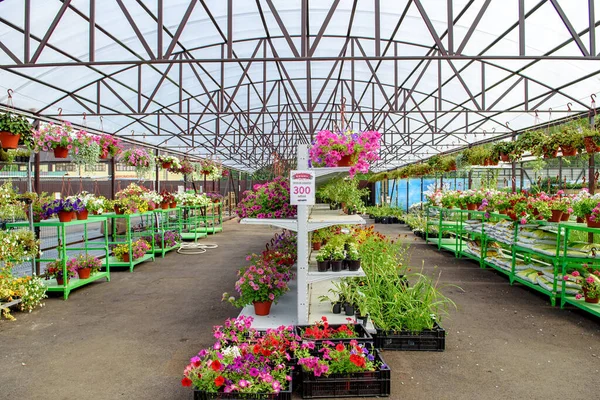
[239,218,298,232]
[238,279,298,330]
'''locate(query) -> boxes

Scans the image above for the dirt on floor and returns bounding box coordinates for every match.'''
[0,221,598,400]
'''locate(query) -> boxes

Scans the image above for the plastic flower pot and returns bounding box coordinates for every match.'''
[114,205,124,215]
[160,202,169,210]
[77,267,91,279]
[317,260,328,272]
[332,302,342,314]
[584,136,600,153]
[57,210,73,223]
[337,154,354,167]
[560,145,578,157]
[344,303,355,316]
[121,253,131,263]
[56,276,68,286]
[586,215,600,228]
[548,209,563,222]
[100,149,109,159]
[170,202,177,208]
[330,260,343,272]
[76,209,89,220]
[253,300,272,316]
[53,146,69,158]
[466,203,478,211]
[161,162,172,169]
[0,131,20,149]
[312,242,321,251]
[348,260,361,271]
[499,153,510,162]
[577,216,585,223]
[560,212,570,221]
[583,287,599,304]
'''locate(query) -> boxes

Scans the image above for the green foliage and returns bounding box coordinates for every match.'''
[317,177,369,212]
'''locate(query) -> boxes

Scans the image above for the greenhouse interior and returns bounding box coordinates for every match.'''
[1,1,600,399]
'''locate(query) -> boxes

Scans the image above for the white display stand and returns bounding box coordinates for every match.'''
[239,145,366,329]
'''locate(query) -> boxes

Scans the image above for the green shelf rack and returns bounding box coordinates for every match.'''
[7,217,111,300]
[151,207,182,258]
[89,212,155,272]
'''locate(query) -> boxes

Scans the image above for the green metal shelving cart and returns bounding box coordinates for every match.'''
[90,212,155,272]
[7,218,111,300]
[179,206,208,241]
[151,207,182,257]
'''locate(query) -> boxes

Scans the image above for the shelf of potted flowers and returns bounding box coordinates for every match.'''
[45,260,77,286]
[67,191,97,220]
[0,111,33,149]
[98,134,123,159]
[42,198,85,223]
[159,190,176,209]
[112,239,152,265]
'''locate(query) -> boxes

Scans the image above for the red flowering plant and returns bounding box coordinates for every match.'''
[299,316,357,340]
[182,316,295,395]
[295,340,382,376]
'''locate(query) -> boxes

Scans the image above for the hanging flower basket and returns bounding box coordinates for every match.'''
[560,145,578,157]
[499,153,510,162]
[584,136,600,153]
[337,154,354,167]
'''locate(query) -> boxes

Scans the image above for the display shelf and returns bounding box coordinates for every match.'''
[192,226,223,234]
[561,296,600,318]
[483,260,511,276]
[104,253,154,271]
[308,210,365,232]
[180,232,208,240]
[149,243,180,257]
[44,271,110,297]
[307,254,365,284]
[239,217,298,231]
[238,279,298,330]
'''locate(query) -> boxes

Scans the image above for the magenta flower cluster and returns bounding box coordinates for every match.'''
[235,176,297,219]
[32,121,79,151]
[309,130,381,177]
[120,148,154,168]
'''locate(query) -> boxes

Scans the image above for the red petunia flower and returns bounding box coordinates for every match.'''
[336,343,345,352]
[181,377,192,387]
[214,376,225,387]
[211,360,222,371]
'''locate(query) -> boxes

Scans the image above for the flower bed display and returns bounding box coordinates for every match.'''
[373,322,446,351]
[296,317,373,351]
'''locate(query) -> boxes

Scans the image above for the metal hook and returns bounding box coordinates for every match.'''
[58,107,63,116]
[7,89,13,98]
[505,122,510,130]
[492,127,496,134]
[131,130,135,136]
[567,102,572,112]
[592,94,597,103]
[534,109,539,118]
[83,112,86,120]
[483,129,487,137]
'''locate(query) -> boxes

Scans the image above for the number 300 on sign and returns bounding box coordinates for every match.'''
[293,186,311,195]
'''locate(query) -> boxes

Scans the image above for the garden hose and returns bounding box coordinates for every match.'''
[177,241,219,255]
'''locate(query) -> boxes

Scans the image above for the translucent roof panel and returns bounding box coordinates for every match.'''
[1,0,599,171]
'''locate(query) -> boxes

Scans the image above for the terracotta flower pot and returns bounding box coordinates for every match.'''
[583,287,599,304]
[0,131,20,149]
[170,202,177,208]
[100,149,109,159]
[560,212,570,221]
[253,300,272,316]
[560,145,578,157]
[148,203,155,211]
[114,205,124,215]
[584,136,600,153]
[57,210,73,223]
[337,154,354,167]
[312,242,321,251]
[586,215,600,228]
[161,202,169,210]
[76,209,89,220]
[466,203,478,211]
[544,149,559,159]
[122,253,131,263]
[162,162,172,169]
[498,209,507,215]
[77,267,91,279]
[577,216,585,223]
[56,276,68,286]
[548,209,563,223]
[53,146,69,158]
[499,153,510,162]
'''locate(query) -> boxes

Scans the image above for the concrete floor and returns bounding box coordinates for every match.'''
[1,220,599,400]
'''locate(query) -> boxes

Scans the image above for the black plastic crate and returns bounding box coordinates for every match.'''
[295,323,374,351]
[374,322,445,351]
[300,351,390,398]
[194,381,292,400]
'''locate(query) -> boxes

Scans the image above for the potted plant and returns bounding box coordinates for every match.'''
[119,148,155,179]
[0,112,32,149]
[113,239,151,263]
[69,130,101,166]
[235,176,297,219]
[198,159,223,180]
[141,191,162,211]
[67,254,102,280]
[67,191,96,220]
[554,124,584,156]
[86,195,108,215]
[206,192,223,203]
[98,134,123,159]
[0,229,39,264]
[159,190,175,209]
[569,269,600,303]
[316,246,331,272]
[156,154,180,170]
[42,198,85,222]
[175,158,195,176]
[572,190,600,224]
[309,129,381,177]
[0,148,32,164]
[492,141,517,162]
[439,155,457,172]
[45,260,77,286]
[329,246,345,272]
[345,242,361,271]
[223,260,290,316]
[20,191,52,222]
[32,121,77,158]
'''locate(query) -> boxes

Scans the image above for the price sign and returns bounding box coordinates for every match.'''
[290,170,315,205]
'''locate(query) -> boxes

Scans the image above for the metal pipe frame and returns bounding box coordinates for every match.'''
[0,0,599,172]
